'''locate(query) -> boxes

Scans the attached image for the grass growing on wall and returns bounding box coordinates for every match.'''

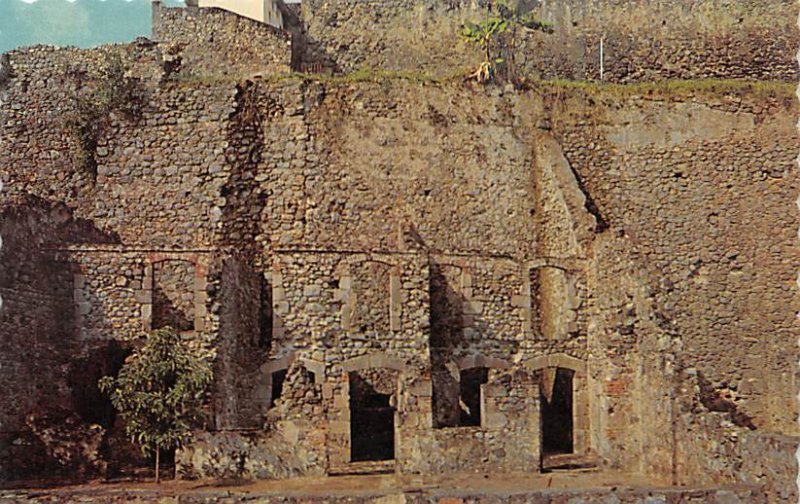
[302,72,795,100]
[172,68,796,102]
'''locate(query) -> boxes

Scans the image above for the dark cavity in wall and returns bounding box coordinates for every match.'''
[350,371,395,462]
[541,368,574,455]
[68,340,131,429]
[459,367,488,427]
[429,262,464,428]
[270,369,287,406]
[567,163,608,232]
[258,274,273,349]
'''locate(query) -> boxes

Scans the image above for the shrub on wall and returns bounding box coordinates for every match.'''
[63,53,146,180]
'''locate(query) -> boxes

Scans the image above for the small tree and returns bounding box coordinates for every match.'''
[99,327,212,482]
[461,0,553,83]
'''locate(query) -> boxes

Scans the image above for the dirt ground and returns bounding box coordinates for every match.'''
[4,470,677,498]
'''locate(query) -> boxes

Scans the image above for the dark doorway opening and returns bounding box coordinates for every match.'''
[459,367,488,426]
[541,368,574,455]
[69,340,131,429]
[350,372,395,462]
[270,369,287,406]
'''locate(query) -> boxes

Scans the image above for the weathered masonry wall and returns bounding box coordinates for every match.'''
[152,1,291,79]
[552,90,800,433]
[1,40,798,496]
[298,0,798,82]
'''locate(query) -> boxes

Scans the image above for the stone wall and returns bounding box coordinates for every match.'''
[0,44,162,212]
[1,47,797,494]
[402,368,541,475]
[0,202,84,480]
[212,257,272,430]
[298,0,798,82]
[152,2,291,80]
[672,370,800,502]
[551,88,800,434]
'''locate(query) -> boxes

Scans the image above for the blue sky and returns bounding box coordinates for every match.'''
[0,0,183,53]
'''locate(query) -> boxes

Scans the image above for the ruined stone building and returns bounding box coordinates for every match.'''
[1,0,799,501]
[195,0,285,29]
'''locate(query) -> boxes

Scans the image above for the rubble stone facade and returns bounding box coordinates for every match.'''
[296,0,798,82]
[0,1,798,501]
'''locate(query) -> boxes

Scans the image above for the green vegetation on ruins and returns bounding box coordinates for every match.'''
[459,0,553,83]
[99,327,212,483]
[173,69,795,102]
[63,53,146,181]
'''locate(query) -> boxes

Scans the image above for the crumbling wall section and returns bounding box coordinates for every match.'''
[0,44,161,211]
[0,199,125,480]
[554,91,800,434]
[400,368,541,475]
[302,82,539,256]
[1,51,234,250]
[554,89,799,495]
[587,232,676,476]
[213,257,271,430]
[1,71,798,490]
[673,370,799,502]
[299,0,797,82]
[97,83,234,248]
[152,2,291,80]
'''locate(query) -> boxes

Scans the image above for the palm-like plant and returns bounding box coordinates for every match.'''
[461,17,508,82]
[461,0,553,83]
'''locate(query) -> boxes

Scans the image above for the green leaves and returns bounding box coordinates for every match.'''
[460,0,553,83]
[98,327,212,458]
[460,17,509,43]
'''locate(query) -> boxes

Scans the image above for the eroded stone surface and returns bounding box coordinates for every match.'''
[0,2,797,501]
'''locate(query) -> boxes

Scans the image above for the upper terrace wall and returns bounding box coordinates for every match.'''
[294,83,542,257]
[0,49,234,249]
[298,0,798,82]
[1,54,552,255]
[152,2,291,79]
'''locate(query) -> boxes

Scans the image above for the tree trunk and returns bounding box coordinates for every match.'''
[155,445,160,483]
